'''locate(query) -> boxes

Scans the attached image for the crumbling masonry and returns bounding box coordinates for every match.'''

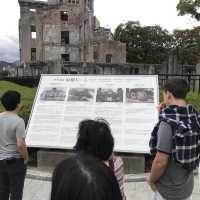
[18,0,126,75]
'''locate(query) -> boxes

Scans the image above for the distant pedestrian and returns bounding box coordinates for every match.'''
[148,79,200,200]
[0,91,28,200]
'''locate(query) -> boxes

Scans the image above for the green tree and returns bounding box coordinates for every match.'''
[114,21,173,64]
[173,26,200,64]
[177,0,200,20]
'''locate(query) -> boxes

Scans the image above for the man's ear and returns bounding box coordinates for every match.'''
[166,91,174,101]
[16,103,23,112]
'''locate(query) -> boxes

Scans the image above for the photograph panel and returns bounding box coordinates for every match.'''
[67,88,95,102]
[126,88,154,103]
[96,88,123,103]
[40,87,66,101]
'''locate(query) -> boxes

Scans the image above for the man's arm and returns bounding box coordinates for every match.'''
[147,122,172,191]
[148,151,169,187]
[16,119,28,163]
[16,138,29,162]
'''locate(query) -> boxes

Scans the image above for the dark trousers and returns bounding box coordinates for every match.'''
[0,158,26,200]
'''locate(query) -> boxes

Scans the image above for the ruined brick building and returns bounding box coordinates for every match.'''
[18,0,126,75]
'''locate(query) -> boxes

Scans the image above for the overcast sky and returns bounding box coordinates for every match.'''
[0,0,198,62]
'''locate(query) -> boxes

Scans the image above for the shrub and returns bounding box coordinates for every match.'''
[160,91,200,111]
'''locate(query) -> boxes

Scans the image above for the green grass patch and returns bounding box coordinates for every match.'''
[0,81,36,123]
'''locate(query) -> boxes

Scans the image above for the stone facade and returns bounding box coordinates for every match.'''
[18,0,196,77]
[16,61,166,77]
[18,0,126,72]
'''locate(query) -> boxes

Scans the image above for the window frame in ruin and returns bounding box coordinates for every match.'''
[106,54,112,64]
[134,68,139,74]
[31,48,37,61]
[60,11,68,21]
[93,50,99,62]
[30,8,36,12]
[61,31,70,45]
[61,54,70,62]
[31,25,37,39]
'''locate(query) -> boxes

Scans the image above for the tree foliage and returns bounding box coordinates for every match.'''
[114,21,173,64]
[173,26,200,64]
[177,0,200,20]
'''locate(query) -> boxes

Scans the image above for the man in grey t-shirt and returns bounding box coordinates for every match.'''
[154,122,193,200]
[147,79,194,200]
[0,91,28,200]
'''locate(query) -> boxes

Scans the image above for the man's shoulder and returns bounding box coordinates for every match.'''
[15,114,23,120]
[14,115,25,125]
[159,121,172,132]
[1,113,24,124]
[158,121,173,139]
[157,121,173,154]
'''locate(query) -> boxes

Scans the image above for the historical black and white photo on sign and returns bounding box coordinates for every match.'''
[126,88,154,103]
[96,88,123,102]
[67,88,95,102]
[40,87,66,101]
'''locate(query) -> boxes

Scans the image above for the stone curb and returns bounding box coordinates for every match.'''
[26,168,149,183]
[26,169,52,182]
[125,174,148,182]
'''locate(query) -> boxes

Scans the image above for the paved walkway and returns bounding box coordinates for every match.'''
[23,169,200,200]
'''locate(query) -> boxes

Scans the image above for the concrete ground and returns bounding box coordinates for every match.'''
[23,168,200,200]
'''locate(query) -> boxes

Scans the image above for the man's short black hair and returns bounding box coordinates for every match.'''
[74,119,114,161]
[1,91,21,111]
[164,79,188,99]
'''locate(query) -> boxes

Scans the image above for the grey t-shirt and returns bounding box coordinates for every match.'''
[0,112,26,160]
[156,121,194,200]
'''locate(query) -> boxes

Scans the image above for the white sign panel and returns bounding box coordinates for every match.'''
[26,75,159,153]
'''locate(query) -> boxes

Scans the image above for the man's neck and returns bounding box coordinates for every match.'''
[5,110,18,114]
[168,99,187,107]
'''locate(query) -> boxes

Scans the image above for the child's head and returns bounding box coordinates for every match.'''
[1,91,21,111]
[74,118,114,161]
[163,79,188,105]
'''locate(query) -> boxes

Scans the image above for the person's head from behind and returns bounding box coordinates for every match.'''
[163,79,188,106]
[1,91,21,112]
[51,155,122,200]
[74,118,114,161]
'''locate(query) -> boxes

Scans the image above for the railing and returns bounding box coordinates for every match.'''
[0,76,40,88]
[158,74,200,93]
[1,74,200,93]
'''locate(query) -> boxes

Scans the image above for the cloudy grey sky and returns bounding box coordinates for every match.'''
[0,0,198,62]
